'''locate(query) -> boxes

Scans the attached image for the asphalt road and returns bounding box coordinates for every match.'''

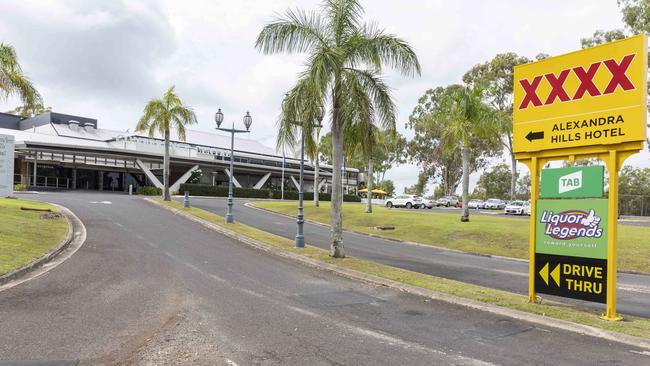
[183,197,650,319]
[1,191,649,365]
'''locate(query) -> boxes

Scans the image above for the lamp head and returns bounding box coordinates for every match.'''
[214,108,224,128]
[243,111,252,131]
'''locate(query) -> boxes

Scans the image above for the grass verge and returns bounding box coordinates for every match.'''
[157,198,650,340]
[0,198,68,275]
[254,201,650,274]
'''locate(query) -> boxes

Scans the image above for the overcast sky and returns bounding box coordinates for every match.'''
[1,0,644,194]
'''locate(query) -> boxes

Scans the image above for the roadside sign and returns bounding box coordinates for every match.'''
[536,198,608,259]
[0,134,15,197]
[513,34,647,154]
[535,253,607,303]
[516,34,648,320]
[540,166,604,198]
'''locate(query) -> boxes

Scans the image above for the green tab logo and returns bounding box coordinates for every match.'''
[559,170,582,194]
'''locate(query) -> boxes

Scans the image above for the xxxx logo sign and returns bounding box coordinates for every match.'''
[513,34,647,155]
[519,54,635,109]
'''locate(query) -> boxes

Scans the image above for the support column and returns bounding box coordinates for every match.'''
[98,171,104,191]
[72,155,77,190]
[32,152,38,187]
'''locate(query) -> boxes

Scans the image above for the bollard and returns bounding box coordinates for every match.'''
[128,184,133,196]
[183,191,190,208]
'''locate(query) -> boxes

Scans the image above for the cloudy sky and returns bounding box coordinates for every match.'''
[0,0,642,194]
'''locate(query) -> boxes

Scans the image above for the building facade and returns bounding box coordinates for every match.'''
[0,111,359,194]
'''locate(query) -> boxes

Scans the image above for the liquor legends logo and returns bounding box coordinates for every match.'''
[518,54,636,110]
[540,209,604,240]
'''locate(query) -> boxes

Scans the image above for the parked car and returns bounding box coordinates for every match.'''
[468,199,483,209]
[504,200,527,215]
[420,198,435,209]
[485,198,506,210]
[435,196,459,207]
[385,195,423,209]
[523,201,531,216]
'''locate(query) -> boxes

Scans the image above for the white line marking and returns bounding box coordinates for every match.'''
[619,285,650,294]
[630,350,650,356]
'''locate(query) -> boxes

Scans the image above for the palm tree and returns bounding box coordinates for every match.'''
[256,0,420,258]
[136,86,197,201]
[310,126,322,207]
[1,43,42,110]
[438,85,495,222]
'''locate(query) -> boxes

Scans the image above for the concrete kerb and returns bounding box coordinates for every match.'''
[147,198,650,350]
[244,201,529,263]
[0,203,76,287]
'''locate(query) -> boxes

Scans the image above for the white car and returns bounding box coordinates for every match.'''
[468,199,483,209]
[385,195,423,209]
[485,198,506,210]
[420,198,435,209]
[505,200,527,215]
[523,201,531,216]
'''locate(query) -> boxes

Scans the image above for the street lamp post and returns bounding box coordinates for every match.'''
[294,107,324,248]
[214,108,252,224]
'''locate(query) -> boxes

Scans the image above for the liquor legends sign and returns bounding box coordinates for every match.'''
[513,34,647,154]
[536,199,608,260]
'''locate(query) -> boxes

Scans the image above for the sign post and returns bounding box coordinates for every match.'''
[0,134,15,198]
[514,34,648,321]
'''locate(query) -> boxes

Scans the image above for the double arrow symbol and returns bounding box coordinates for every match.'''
[525,131,544,142]
[539,263,561,287]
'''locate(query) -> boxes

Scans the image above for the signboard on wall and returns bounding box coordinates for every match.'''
[0,134,15,197]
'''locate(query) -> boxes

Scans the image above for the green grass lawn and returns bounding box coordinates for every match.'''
[155,199,650,340]
[254,201,650,274]
[0,198,69,275]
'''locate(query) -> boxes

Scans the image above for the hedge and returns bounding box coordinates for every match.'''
[179,183,361,202]
[137,186,163,196]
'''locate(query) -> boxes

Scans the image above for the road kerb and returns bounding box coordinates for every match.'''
[0,203,85,289]
[148,198,650,351]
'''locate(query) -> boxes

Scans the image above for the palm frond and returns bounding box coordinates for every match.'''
[324,0,363,44]
[255,8,328,55]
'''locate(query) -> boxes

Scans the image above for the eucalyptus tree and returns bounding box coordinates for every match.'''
[256,0,420,258]
[463,53,529,201]
[437,85,496,222]
[136,86,197,201]
[0,43,41,110]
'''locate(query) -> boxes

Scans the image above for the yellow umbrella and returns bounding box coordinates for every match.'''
[371,189,387,195]
[359,188,369,193]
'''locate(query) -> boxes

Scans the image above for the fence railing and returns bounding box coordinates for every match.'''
[30,176,71,189]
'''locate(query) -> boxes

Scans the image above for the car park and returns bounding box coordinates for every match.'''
[435,196,459,207]
[385,195,423,209]
[468,199,483,209]
[504,200,527,215]
[485,198,506,210]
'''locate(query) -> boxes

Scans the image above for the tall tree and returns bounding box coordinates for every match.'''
[437,85,497,222]
[0,43,42,110]
[474,163,512,200]
[256,0,420,258]
[463,53,530,201]
[407,86,499,197]
[136,86,197,201]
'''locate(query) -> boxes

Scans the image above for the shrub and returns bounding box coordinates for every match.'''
[13,184,27,192]
[179,183,361,202]
[137,186,162,196]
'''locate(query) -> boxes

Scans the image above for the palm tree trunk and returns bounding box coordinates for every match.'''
[461,142,470,222]
[508,134,516,200]
[313,153,320,207]
[163,128,171,201]
[365,157,373,213]
[330,90,345,258]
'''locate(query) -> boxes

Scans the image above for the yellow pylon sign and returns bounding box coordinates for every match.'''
[513,34,647,154]
[514,34,648,321]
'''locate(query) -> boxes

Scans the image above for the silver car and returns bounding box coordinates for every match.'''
[485,198,506,210]
[435,196,459,207]
[385,194,423,209]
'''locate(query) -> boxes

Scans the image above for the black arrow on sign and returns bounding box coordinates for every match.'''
[526,131,544,142]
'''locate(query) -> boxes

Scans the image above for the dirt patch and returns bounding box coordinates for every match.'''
[40,212,63,220]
